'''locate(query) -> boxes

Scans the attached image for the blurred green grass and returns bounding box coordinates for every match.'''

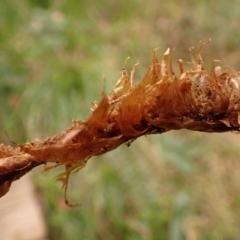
[2,0,240,239]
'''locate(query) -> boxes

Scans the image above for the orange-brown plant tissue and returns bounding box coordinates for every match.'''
[2,40,240,202]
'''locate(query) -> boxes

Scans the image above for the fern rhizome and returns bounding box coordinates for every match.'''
[1,40,240,204]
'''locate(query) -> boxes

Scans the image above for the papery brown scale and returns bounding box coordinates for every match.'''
[109,65,131,102]
[85,93,109,135]
[118,79,149,136]
[145,80,182,119]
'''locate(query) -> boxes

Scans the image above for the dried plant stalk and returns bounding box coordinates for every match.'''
[1,40,240,201]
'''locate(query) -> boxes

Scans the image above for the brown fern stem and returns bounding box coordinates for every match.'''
[1,41,240,199]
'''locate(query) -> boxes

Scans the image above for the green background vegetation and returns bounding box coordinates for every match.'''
[1,0,240,239]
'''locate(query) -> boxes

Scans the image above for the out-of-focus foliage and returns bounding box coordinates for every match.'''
[1,0,240,239]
